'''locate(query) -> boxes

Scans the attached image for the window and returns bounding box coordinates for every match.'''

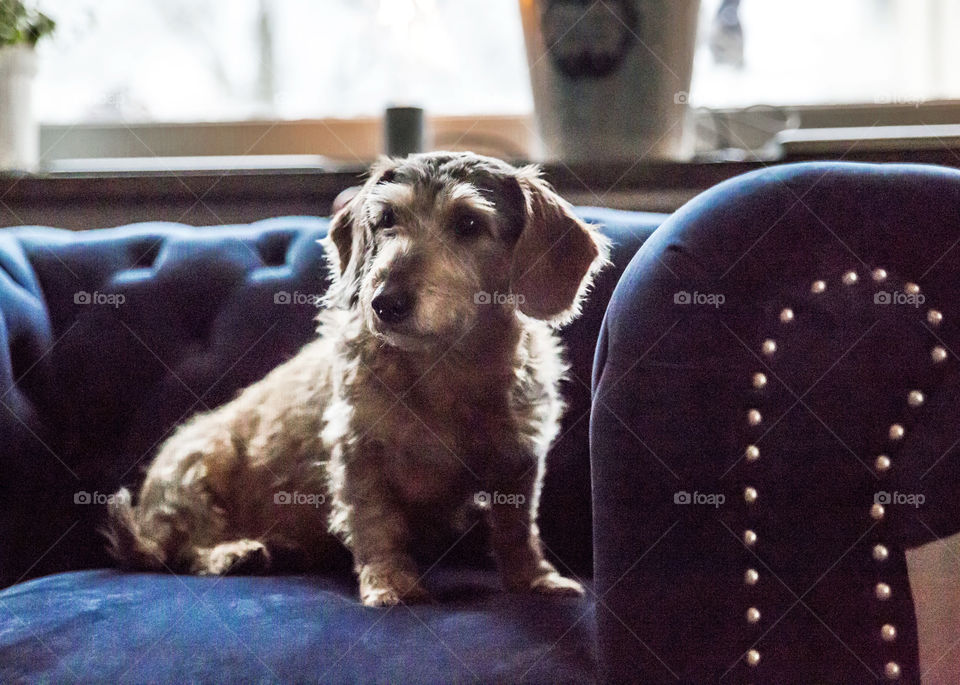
[28,0,960,163]
[691,0,960,108]
[34,0,532,123]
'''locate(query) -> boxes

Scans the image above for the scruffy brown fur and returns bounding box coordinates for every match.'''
[106,151,609,606]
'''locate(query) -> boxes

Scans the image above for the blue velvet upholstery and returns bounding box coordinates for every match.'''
[0,208,663,683]
[592,162,960,684]
[0,569,594,684]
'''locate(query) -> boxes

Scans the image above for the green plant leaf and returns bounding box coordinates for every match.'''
[0,0,55,48]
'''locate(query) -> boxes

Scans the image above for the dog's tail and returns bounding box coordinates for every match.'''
[102,488,166,571]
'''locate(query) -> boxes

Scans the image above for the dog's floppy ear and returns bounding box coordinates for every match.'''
[323,158,400,308]
[323,198,365,309]
[510,166,610,324]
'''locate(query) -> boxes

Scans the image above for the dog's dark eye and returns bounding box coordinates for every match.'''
[373,207,395,232]
[452,212,483,239]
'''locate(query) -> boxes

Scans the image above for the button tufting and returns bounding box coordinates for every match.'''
[752,373,767,389]
[888,424,905,441]
[932,346,948,363]
[811,280,827,293]
[780,308,795,323]
[748,409,762,426]
[872,268,888,282]
[762,339,777,356]
[884,661,901,680]
[881,624,897,642]
[744,487,758,504]
[907,390,925,407]
[871,503,886,520]
[746,445,760,462]
[743,530,757,546]
[745,568,759,585]
[905,282,920,295]
[842,270,858,285]
[927,309,943,326]
[746,649,761,667]
[746,607,761,624]
[873,544,889,562]
[875,455,892,473]
[876,583,892,600]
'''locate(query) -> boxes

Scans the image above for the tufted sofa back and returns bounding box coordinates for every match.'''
[0,210,662,586]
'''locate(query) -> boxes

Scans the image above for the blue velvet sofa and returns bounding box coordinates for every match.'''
[1,162,958,683]
[0,204,660,683]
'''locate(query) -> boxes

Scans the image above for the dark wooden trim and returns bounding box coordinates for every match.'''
[2,148,960,230]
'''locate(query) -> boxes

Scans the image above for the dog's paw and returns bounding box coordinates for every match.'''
[527,572,585,597]
[361,583,431,608]
[198,540,272,575]
[359,566,431,607]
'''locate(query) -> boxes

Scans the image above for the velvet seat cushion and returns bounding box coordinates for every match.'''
[0,568,594,684]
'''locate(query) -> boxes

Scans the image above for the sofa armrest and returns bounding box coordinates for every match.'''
[590,162,960,683]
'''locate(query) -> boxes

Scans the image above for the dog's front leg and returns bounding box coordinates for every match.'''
[487,467,585,597]
[340,470,430,607]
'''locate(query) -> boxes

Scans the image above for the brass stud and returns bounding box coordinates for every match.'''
[842,270,858,285]
[748,409,762,426]
[876,582,892,600]
[873,544,889,562]
[762,339,777,356]
[745,445,760,462]
[811,280,827,294]
[746,607,761,624]
[907,390,925,407]
[871,503,886,521]
[905,282,920,295]
[872,268,888,282]
[881,624,897,642]
[746,649,761,667]
[888,424,905,441]
[744,568,759,586]
[875,455,892,473]
[928,309,943,326]
[744,487,758,504]
[743,530,757,546]
[932,346,948,363]
[884,661,901,680]
[752,372,767,389]
[780,308,795,323]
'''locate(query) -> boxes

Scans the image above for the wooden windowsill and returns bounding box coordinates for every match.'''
[2,147,960,230]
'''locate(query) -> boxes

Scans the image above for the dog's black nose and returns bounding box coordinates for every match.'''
[372,287,414,324]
